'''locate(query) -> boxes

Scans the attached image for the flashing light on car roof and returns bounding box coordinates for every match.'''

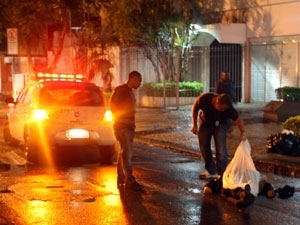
[37,72,84,82]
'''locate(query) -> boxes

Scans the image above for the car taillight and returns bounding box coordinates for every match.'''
[104,110,113,122]
[32,109,49,121]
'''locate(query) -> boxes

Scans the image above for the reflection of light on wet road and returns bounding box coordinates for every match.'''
[86,166,129,224]
[28,200,52,222]
[36,123,54,166]
[2,164,136,224]
[67,167,89,182]
[66,165,128,224]
[188,188,202,194]
[93,166,121,206]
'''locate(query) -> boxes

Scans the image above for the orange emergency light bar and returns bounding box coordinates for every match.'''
[37,72,85,82]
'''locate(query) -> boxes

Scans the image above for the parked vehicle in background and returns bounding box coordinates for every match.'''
[3,73,116,165]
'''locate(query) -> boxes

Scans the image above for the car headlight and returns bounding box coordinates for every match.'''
[103,110,113,122]
[32,109,49,121]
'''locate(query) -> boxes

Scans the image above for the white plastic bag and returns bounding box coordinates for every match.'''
[222,139,260,196]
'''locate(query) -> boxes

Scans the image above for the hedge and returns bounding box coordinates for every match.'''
[142,81,203,97]
[275,86,300,102]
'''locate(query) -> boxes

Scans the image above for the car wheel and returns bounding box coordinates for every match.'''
[3,119,20,146]
[99,144,115,165]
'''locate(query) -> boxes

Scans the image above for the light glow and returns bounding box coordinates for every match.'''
[104,110,113,122]
[37,72,84,82]
[32,109,49,121]
[66,129,89,139]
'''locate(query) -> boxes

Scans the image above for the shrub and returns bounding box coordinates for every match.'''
[281,115,300,139]
[275,86,300,102]
[142,81,203,97]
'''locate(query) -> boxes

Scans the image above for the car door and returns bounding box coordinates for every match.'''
[9,85,35,141]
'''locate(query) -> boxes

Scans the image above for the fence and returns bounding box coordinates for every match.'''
[138,87,199,108]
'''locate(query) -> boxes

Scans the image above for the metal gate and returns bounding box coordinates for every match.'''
[209,40,242,102]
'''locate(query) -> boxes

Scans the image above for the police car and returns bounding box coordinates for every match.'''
[3,73,116,164]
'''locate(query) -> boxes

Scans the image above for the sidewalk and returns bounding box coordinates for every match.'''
[134,103,300,178]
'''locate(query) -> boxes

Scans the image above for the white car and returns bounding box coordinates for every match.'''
[3,73,116,164]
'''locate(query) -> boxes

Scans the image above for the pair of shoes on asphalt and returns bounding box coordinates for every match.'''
[199,170,218,179]
[235,184,255,208]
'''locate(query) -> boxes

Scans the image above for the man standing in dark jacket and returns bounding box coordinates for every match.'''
[110,71,143,191]
[216,71,236,103]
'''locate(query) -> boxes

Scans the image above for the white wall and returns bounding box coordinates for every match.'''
[247,0,300,38]
[246,0,300,102]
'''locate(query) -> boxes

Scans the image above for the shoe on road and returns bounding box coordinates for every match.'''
[125,181,145,192]
[199,170,218,179]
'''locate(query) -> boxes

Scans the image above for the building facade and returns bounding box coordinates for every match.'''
[244,0,300,103]
[118,0,300,104]
[1,0,300,105]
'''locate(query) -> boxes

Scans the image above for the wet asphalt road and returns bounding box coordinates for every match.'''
[1,104,300,224]
[1,142,300,225]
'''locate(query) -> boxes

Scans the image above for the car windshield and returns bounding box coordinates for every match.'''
[39,83,105,106]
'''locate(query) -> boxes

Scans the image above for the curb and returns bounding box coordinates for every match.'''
[135,137,300,178]
[255,159,300,178]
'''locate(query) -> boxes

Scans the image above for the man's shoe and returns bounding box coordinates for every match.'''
[199,170,218,179]
[117,176,125,189]
[125,181,144,192]
[117,182,125,189]
[203,176,223,194]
